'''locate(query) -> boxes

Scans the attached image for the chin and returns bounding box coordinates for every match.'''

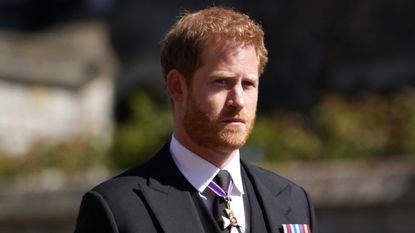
[217,131,249,151]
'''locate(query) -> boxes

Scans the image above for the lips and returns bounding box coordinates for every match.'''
[222,118,246,124]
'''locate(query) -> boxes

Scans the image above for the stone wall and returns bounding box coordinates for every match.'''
[0,21,115,156]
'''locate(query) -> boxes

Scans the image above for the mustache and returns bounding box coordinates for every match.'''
[220,109,250,121]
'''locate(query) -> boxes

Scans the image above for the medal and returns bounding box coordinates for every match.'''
[221,208,238,229]
[208,178,241,231]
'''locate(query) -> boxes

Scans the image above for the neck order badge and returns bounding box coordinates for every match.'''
[280,224,311,233]
[208,175,241,232]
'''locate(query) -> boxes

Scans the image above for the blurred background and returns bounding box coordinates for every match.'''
[0,0,414,232]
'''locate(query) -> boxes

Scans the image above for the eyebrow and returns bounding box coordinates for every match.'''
[209,70,258,80]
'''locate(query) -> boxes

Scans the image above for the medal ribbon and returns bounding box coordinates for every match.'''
[207,178,233,202]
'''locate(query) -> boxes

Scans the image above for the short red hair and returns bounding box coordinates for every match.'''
[160,7,268,82]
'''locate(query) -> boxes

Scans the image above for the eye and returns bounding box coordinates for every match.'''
[242,80,257,89]
[214,79,228,86]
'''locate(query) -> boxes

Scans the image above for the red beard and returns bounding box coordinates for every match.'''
[183,95,255,153]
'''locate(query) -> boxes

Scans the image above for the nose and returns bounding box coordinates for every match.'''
[227,84,244,110]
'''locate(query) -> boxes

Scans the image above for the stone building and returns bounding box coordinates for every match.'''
[0,21,116,156]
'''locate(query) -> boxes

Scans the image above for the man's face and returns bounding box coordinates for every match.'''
[182,42,259,154]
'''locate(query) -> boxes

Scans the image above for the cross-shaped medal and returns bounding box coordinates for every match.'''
[221,208,239,229]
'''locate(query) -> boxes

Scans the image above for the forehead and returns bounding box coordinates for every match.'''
[200,42,259,75]
[200,41,259,67]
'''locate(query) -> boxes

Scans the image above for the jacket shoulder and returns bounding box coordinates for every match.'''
[242,161,307,195]
[75,148,170,233]
[91,164,148,196]
[91,144,171,195]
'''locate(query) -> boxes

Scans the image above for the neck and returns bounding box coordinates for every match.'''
[193,146,238,169]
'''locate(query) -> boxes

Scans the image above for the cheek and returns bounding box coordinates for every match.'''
[246,92,258,113]
[191,77,228,112]
[190,89,222,112]
[205,94,228,113]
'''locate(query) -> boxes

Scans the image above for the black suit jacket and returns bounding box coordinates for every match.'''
[74,144,318,233]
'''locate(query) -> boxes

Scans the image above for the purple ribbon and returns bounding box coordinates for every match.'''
[207,178,233,202]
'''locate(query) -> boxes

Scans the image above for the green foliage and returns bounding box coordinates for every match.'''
[248,114,322,161]
[0,154,15,178]
[394,89,415,155]
[315,94,392,158]
[0,138,106,181]
[248,89,415,161]
[314,91,415,159]
[110,92,173,170]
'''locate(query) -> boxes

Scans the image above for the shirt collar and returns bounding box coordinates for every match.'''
[169,135,244,195]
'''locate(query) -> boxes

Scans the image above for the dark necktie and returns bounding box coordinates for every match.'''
[212,170,232,233]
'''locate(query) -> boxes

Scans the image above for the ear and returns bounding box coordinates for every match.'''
[166,69,187,103]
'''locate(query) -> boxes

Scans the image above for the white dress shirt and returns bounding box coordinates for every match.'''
[170,135,250,233]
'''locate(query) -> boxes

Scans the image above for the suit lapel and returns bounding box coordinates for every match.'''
[139,145,205,233]
[242,161,296,233]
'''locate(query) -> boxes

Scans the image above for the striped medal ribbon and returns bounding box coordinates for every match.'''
[207,178,233,202]
[280,224,311,233]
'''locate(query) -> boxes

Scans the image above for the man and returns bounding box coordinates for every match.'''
[74,6,317,233]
